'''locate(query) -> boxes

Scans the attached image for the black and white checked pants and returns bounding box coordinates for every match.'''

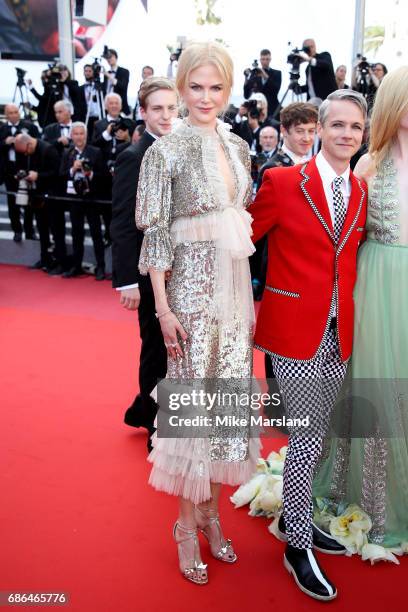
[271,327,347,549]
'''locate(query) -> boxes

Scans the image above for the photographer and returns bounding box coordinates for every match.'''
[296,38,337,101]
[60,123,105,280]
[27,64,84,127]
[352,58,387,110]
[79,64,106,140]
[13,133,60,270]
[92,93,136,244]
[103,48,130,115]
[42,100,76,274]
[243,49,282,118]
[133,66,154,123]
[0,104,40,242]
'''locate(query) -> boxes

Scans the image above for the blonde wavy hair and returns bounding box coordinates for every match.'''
[175,41,233,110]
[369,66,408,169]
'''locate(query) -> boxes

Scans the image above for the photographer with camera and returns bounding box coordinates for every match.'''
[133,66,154,123]
[352,58,387,110]
[0,104,40,242]
[60,123,105,280]
[243,49,282,118]
[103,48,130,116]
[41,100,76,274]
[294,38,337,101]
[92,93,136,245]
[27,64,84,127]
[79,64,106,140]
[13,133,60,270]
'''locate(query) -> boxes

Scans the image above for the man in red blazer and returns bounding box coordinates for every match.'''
[249,89,368,601]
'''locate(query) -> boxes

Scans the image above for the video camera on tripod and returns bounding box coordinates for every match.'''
[286,42,311,89]
[243,59,263,81]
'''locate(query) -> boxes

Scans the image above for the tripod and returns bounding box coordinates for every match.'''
[272,69,305,121]
[13,73,31,120]
[85,78,106,125]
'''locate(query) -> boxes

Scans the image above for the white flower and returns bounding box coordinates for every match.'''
[266,446,287,474]
[256,458,269,474]
[330,504,372,554]
[230,474,265,508]
[361,543,400,565]
[249,474,283,517]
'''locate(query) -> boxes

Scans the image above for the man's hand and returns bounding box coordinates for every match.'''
[58,136,70,146]
[297,51,311,63]
[27,171,38,182]
[120,287,140,310]
[72,159,83,171]
[5,136,16,145]
[239,104,248,117]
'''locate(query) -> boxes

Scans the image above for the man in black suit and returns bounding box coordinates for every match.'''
[244,49,282,118]
[110,76,178,451]
[299,39,338,101]
[42,100,76,274]
[14,133,60,269]
[104,49,130,115]
[60,122,105,280]
[80,64,106,140]
[0,104,39,242]
[92,93,136,244]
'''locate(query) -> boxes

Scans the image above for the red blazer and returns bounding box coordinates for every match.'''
[249,156,367,362]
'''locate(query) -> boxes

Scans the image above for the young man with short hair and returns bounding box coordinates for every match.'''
[110,77,179,451]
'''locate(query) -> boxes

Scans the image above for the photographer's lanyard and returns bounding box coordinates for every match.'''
[8,124,18,162]
[67,150,82,195]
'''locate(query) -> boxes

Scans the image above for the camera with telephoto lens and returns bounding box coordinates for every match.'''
[243,59,263,81]
[73,158,92,197]
[15,169,32,206]
[356,54,371,75]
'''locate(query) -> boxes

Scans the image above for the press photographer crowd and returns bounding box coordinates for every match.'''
[0,40,386,285]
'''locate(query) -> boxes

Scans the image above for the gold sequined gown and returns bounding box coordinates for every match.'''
[136,119,261,504]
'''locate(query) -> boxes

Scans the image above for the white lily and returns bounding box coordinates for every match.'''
[249,474,283,516]
[230,474,265,508]
[361,543,400,565]
[266,446,287,474]
[330,504,372,553]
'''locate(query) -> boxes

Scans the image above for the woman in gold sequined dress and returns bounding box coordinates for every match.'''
[136,42,261,584]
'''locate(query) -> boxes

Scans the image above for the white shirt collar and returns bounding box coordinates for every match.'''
[144,129,157,140]
[281,143,309,165]
[315,151,351,193]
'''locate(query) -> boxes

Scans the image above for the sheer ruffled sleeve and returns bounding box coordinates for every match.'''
[136,143,173,275]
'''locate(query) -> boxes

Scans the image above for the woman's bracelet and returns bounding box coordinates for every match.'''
[155,308,172,319]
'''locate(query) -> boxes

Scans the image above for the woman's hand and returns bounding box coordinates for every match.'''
[159,311,188,360]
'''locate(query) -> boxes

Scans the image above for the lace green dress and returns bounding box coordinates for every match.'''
[313,154,408,548]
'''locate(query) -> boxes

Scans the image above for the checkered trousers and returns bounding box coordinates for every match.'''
[271,328,347,549]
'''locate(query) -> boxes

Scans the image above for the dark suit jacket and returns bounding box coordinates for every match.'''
[110,131,155,290]
[0,120,40,186]
[42,122,73,156]
[104,66,130,115]
[302,52,338,100]
[59,144,104,198]
[244,67,282,116]
[257,148,294,190]
[31,79,85,127]
[14,140,60,197]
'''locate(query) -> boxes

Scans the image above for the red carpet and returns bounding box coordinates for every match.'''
[0,264,405,612]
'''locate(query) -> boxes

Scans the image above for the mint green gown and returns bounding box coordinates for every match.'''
[313,155,408,547]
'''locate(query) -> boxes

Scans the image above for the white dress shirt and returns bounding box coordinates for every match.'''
[281,143,309,166]
[315,151,351,227]
[315,151,351,317]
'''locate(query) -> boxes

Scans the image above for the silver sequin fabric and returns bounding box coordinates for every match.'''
[137,121,261,503]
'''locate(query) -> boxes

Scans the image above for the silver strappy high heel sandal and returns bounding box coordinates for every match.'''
[173,522,208,585]
[195,505,238,563]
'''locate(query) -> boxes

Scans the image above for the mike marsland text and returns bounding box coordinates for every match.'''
[167,415,310,427]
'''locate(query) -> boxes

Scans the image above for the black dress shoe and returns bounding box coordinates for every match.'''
[13,232,22,243]
[95,266,105,281]
[277,515,346,555]
[284,544,337,601]
[124,406,155,430]
[62,267,84,278]
[29,259,49,270]
[47,264,64,276]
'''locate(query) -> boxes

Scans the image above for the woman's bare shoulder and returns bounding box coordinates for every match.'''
[353,153,375,182]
